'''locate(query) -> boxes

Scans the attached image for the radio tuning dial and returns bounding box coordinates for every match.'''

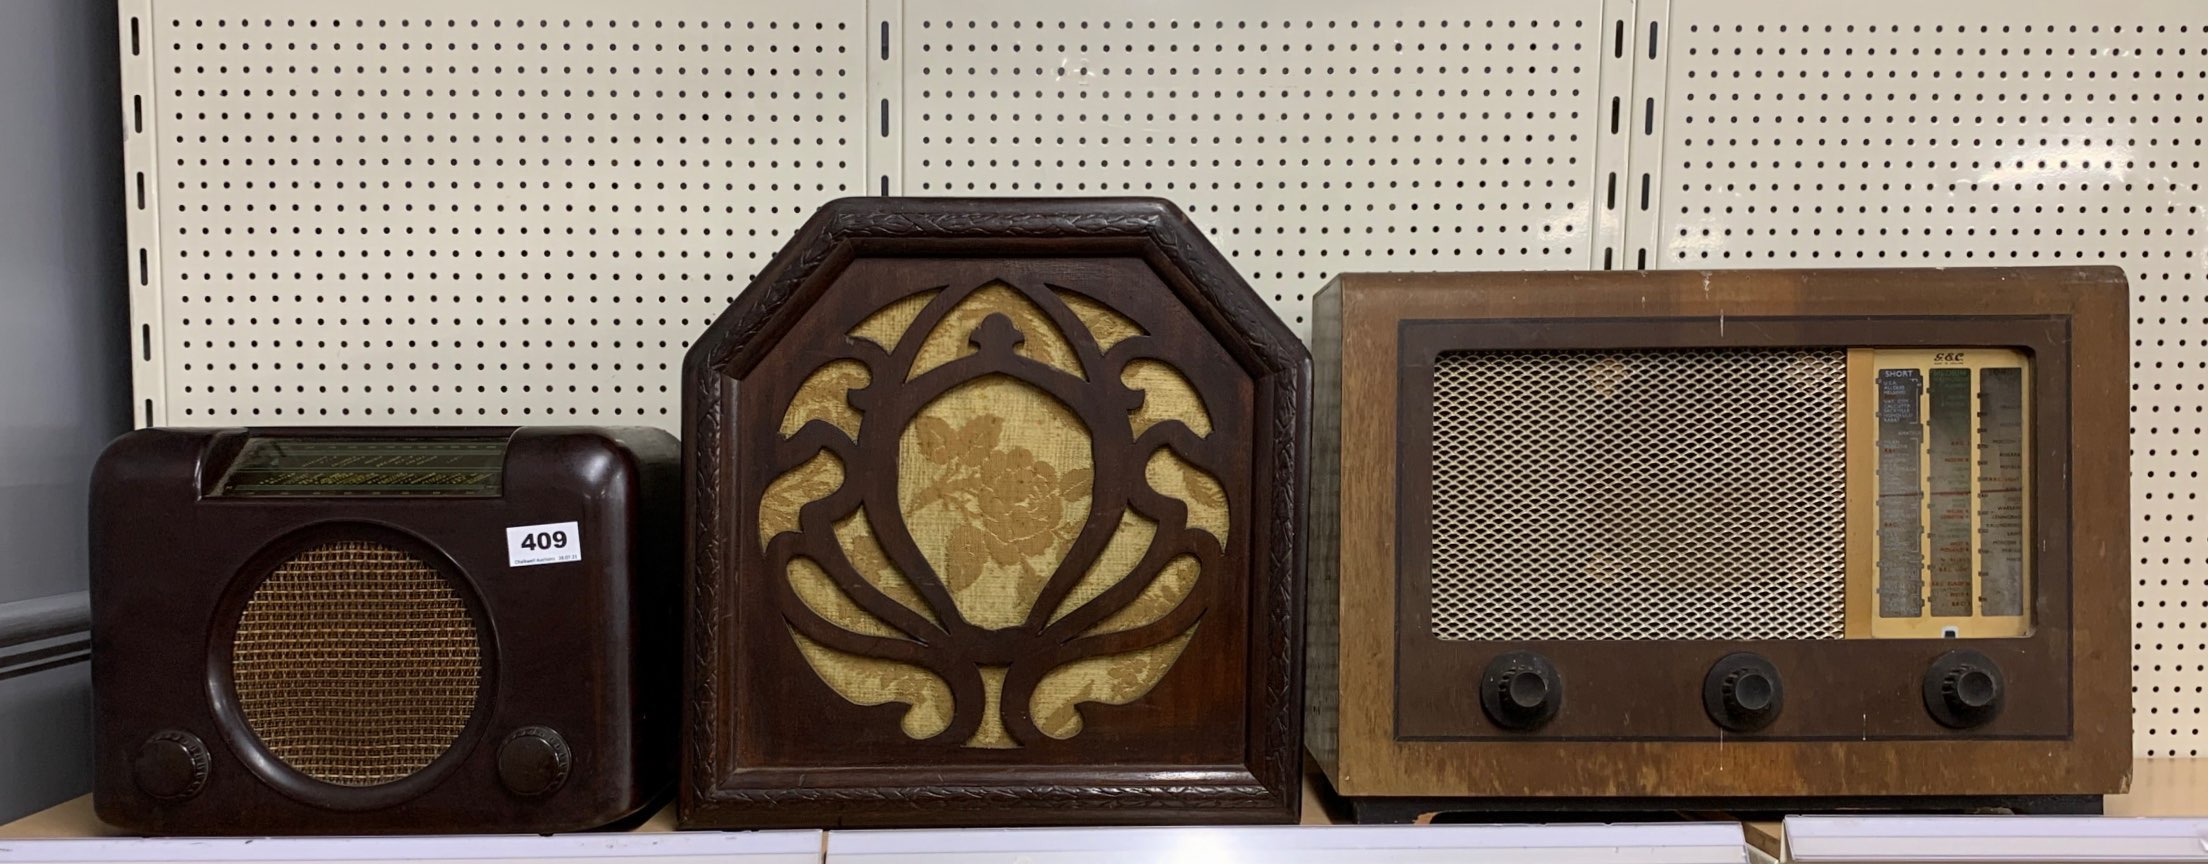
[1723,670,1775,711]
[1924,650,2005,729]
[497,726,573,797]
[1480,651,1561,730]
[133,730,210,801]
[1704,653,1784,732]
[1945,668,1998,708]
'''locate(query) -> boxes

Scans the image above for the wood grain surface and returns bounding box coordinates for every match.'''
[1310,268,2131,800]
[680,198,1310,828]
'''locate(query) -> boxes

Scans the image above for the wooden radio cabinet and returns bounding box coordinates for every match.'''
[1307,267,2131,819]
[680,198,1310,828]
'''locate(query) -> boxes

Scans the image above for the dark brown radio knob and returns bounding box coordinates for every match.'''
[1480,651,1561,730]
[1923,650,2004,729]
[1703,653,1783,732]
[497,726,572,797]
[133,730,210,801]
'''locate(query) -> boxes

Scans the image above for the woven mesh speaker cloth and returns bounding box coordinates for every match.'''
[231,541,482,786]
[1429,348,1848,641]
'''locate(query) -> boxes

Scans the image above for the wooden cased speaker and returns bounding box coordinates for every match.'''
[680,198,1309,828]
[1308,267,2131,820]
[90,426,680,834]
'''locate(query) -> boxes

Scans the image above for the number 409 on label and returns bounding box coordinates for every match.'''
[507,521,582,567]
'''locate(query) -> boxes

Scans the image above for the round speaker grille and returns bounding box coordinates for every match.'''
[231,540,482,787]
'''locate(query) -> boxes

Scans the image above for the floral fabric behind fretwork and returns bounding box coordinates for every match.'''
[758,283,1228,747]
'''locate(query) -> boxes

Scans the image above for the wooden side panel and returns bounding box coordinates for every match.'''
[1331,274,1407,796]
[2065,269,2134,792]
[1305,281,1344,780]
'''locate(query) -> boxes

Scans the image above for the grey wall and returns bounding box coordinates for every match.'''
[0,0,127,823]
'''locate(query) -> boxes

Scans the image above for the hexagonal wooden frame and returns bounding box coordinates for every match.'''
[679,198,1308,828]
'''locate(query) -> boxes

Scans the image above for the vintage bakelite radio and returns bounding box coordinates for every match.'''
[1307,267,2131,820]
[681,198,1309,828]
[90,426,680,834]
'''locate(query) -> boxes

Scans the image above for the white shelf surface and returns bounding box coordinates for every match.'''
[0,829,823,864]
[1783,816,2208,863]
[825,822,1751,864]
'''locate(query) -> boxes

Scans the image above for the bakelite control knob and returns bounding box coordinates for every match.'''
[497,726,572,797]
[133,730,210,801]
[1725,670,1776,710]
[1924,650,2004,729]
[1703,653,1784,732]
[1480,651,1561,730]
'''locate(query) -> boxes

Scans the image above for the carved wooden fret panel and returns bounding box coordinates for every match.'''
[681,198,1308,829]
[759,276,1231,749]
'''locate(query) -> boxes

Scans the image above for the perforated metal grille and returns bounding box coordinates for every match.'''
[1428,348,1849,641]
[231,540,482,786]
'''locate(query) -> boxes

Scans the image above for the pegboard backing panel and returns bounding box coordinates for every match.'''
[896,0,1612,334]
[1652,0,2207,756]
[128,0,867,423]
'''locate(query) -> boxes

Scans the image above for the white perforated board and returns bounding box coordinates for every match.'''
[122,0,870,424]
[892,0,1618,331]
[121,0,2202,757]
[120,0,1618,426]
